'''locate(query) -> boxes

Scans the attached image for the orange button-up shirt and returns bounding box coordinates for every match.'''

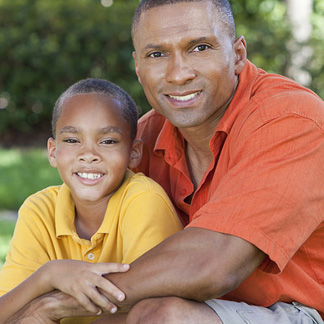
[135,60,324,317]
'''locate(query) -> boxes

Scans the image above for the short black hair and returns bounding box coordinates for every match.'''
[131,0,235,42]
[52,78,138,140]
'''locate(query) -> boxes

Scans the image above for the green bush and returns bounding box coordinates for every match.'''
[0,0,148,141]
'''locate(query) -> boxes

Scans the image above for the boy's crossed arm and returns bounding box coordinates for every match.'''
[0,260,129,324]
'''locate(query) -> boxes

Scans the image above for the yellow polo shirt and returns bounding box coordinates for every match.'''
[0,170,182,323]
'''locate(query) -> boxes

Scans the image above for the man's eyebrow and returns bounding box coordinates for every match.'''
[144,43,163,51]
[144,37,214,51]
[187,37,210,46]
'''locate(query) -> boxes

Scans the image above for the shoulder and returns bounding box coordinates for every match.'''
[18,186,61,222]
[235,71,324,137]
[123,170,170,199]
[252,71,324,121]
[137,109,166,139]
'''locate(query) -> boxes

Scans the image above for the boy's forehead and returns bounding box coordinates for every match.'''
[58,93,125,125]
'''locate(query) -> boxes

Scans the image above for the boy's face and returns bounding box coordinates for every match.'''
[47,93,141,205]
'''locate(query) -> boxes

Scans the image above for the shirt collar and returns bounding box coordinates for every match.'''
[55,183,76,237]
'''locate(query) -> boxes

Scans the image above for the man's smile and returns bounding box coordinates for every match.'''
[167,91,201,102]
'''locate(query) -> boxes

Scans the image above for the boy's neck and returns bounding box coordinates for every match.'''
[74,200,108,240]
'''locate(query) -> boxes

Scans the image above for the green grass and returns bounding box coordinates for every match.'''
[0,219,16,268]
[0,147,62,268]
[0,147,62,210]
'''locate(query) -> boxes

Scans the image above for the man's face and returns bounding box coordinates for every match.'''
[133,1,246,131]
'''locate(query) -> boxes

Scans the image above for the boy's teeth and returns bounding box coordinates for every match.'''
[169,91,200,101]
[78,173,103,180]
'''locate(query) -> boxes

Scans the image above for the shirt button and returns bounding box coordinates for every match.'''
[88,253,95,260]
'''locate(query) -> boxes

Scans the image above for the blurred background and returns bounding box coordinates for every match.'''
[0,0,324,265]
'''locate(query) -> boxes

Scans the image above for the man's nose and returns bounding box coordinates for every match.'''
[165,54,196,85]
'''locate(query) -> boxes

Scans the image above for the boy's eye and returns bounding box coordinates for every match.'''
[63,139,79,143]
[101,139,117,145]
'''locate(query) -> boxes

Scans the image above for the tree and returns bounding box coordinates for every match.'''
[0,0,145,145]
[285,0,313,86]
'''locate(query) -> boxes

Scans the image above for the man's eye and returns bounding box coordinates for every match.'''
[148,52,163,58]
[193,44,209,52]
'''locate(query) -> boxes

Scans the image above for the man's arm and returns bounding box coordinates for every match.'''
[104,227,265,312]
[4,290,93,324]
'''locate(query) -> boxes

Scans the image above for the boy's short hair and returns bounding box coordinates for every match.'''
[131,0,236,42]
[52,78,138,140]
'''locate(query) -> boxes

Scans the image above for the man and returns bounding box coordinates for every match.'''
[5,0,324,323]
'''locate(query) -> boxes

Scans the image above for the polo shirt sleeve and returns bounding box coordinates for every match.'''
[188,94,324,274]
[0,190,56,296]
[118,175,183,264]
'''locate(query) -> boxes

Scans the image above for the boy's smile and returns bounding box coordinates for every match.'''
[47,93,139,208]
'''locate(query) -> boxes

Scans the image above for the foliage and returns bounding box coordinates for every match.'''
[0,0,323,146]
[233,0,290,74]
[0,147,62,210]
[0,0,147,144]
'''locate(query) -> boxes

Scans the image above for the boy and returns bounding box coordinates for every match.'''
[0,78,182,323]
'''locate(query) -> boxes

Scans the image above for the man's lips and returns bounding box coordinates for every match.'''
[166,91,202,103]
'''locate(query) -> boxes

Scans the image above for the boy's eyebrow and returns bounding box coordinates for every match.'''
[59,126,79,134]
[98,126,123,135]
[59,126,123,135]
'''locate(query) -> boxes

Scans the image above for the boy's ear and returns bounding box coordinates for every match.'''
[128,138,143,169]
[47,137,57,168]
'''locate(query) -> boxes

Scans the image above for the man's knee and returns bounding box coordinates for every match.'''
[126,297,187,324]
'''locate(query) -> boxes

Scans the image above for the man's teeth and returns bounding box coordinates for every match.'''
[168,91,200,101]
[77,173,103,180]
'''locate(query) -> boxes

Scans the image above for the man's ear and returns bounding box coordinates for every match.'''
[133,51,142,85]
[128,138,143,169]
[47,137,57,168]
[234,35,247,75]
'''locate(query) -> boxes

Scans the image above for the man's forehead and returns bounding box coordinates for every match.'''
[134,2,220,42]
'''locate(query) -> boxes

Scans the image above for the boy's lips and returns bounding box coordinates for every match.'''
[76,172,105,180]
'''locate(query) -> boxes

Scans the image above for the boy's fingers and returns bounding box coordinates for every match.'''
[96,276,126,302]
[86,287,118,313]
[76,293,102,314]
[95,262,130,274]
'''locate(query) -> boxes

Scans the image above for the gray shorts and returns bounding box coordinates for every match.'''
[205,300,323,324]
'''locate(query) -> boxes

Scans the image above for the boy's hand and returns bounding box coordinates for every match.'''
[42,260,129,315]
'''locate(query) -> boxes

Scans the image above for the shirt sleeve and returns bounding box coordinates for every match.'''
[0,194,55,295]
[119,177,183,264]
[188,107,324,273]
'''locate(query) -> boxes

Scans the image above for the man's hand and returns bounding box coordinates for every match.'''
[4,290,95,324]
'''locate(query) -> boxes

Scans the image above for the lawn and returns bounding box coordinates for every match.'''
[0,147,62,268]
[0,147,62,210]
[0,219,16,268]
